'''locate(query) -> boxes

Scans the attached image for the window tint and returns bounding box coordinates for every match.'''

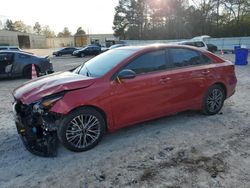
[183,42,195,47]
[201,54,211,64]
[0,48,8,50]
[194,42,205,47]
[10,48,19,50]
[125,50,166,74]
[170,48,203,67]
[0,53,14,62]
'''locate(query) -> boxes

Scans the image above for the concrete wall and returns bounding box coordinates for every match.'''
[46,37,74,48]
[0,30,46,48]
[87,34,118,45]
[123,37,250,50]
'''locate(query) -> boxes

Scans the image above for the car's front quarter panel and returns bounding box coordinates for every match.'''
[49,80,114,130]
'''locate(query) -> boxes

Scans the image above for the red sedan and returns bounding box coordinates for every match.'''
[13,45,237,156]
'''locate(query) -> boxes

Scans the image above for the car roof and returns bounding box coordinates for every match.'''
[116,43,205,53]
[0,50,34,56]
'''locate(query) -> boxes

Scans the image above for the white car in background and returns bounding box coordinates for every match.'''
[179,35,211,51]
[178,40,208,51]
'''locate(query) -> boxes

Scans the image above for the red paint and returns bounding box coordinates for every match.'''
[13,45,237,132]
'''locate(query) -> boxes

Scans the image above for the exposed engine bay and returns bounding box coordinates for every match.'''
[13,100,62,157]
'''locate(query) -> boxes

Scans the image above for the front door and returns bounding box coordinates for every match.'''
[110,49,173,129]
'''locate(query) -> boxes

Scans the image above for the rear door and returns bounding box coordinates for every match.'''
[110,49,174,128]
[167,47,210,111]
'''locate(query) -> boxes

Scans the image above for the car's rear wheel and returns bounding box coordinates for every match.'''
[202,84,225,115]
[57,107,105,152]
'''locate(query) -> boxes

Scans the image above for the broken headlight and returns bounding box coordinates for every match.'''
[33,92,65,113]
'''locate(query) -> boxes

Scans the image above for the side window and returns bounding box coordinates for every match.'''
[201,54,211,64]
[124,50,166,74]
[184,42,195,47]
[170,48,203,67]
[195,42,205,47]
[0,53,14,62]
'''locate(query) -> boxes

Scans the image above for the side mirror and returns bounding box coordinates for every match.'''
[117,69,136,81]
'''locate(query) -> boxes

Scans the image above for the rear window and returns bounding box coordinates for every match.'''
[201,54,212,64]
[170,48,203,67]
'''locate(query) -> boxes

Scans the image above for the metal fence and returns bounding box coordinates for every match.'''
[123,37,250,50]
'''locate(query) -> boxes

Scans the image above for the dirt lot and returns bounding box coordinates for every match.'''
[0,51,250,188]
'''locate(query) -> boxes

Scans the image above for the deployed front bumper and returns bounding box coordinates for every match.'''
[13,100,59,157]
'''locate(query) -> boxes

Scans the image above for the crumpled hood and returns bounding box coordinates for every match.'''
[13,71,95,104]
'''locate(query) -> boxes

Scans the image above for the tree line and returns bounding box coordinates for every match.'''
[113,0,250,40]
[3,19,86,38]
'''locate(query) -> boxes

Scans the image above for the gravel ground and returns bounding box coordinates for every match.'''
[0,51,250,188]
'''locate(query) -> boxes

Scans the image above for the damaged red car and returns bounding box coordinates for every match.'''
[12,45,237,157]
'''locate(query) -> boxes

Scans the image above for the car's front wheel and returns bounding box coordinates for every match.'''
[202,84,225,115]
[57,107,105,152]
[80,53,85,58]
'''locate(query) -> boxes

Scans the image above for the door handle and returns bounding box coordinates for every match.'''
[159,77,171,83]
[202,70,210,75]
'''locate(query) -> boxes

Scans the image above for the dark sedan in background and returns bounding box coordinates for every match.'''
[207,43,218,53]
[53,47,79,56]
[0,51,53,78]
[72,46,101,57]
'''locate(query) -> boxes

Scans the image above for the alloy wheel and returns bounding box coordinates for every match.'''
[206,88,223,113]
[66,114,101,149]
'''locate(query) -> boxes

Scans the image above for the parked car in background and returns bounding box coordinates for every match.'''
[179,40,208,50]
[109,43,127,50]
[207,43,218,53]
[102,44,127,53]
[53,47,79,56]
[0,51,53,78]
[72,46,101,57]
[12,44,237,156]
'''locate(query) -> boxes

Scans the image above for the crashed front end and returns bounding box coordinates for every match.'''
[13,94,64,157]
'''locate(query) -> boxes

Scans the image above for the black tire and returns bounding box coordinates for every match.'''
[58,53,62,56]
[80,53,85,58]
[57,107,106,152]
[23,65,40,79]
[23,66,32,79]
[202,84,225,115]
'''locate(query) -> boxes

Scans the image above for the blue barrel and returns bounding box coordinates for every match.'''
[235,48,249,65]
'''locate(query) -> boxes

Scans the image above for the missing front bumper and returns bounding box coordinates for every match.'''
[15,121,58,157]
[13,101,59,157]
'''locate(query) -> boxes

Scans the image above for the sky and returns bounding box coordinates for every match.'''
[0,0,119,34]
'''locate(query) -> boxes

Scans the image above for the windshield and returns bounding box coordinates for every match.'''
[75,49,135,77]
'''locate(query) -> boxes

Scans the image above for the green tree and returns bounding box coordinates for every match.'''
[4,19,15,31]
[33,22,42,34]
[13,20,27,32]
[42,25,56,38]
[75,27,86,35]
[57,27,71,37]
[113,0,250,39]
